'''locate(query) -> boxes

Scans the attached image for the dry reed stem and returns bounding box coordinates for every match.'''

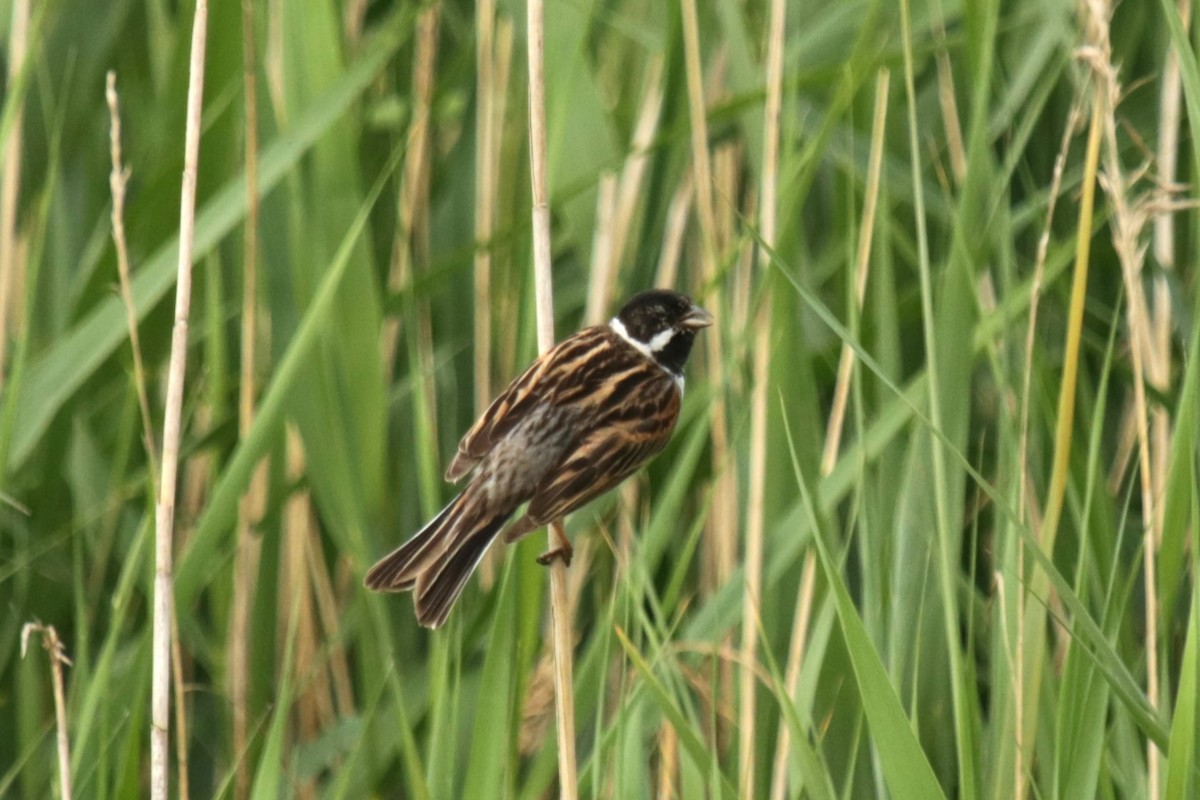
[768,553,816,799]
[654,174,692,289]
[305,535,356,717]
[699,60,741,638]
[738,298,768,798]
[821,69,889,473]
[518,542,591,755]
[680,0,738,762]
[0,0,30,393]
[229,498,262,800]
[1150,0,1189,587]
[22,623,72,800]
[170,610,191,800]
[701,223,737,759]
[106,72,161,484]
[230,0,265,792]
[493,20,514,192]
[739,1,786,796]
[152,2,207,796]
[1085,3,1163,788]
[383,5,441,541]
[608,58,665,292]
[281,429,324,800]
[1023,79,1104,797]
[713,142,740,256]
[1152,0,1190,308]
[928,0,965,184]
[1117,159,1163,798]
[477,9,512,588]
[1013,100,1082,799]
[526,0,578,794]
[265,0,285,122]
[490,18,517,382]
[414,8,441,439]
[474,0,498,415]
[300,573,339,757]
[585,173,618,325]
[769,66,889,800]
[679,0,718,260]
[386,3,441,417]
[657,721,679,799]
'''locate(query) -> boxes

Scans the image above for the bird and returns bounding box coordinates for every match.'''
[364,289,713,628]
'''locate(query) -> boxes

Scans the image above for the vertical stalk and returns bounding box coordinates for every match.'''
[1147,0,1190,781]
[1021,83,1104,798]
[111,67,196,799]
[770,67,889,800]
[679,0,717,259]
[654,176,692,289]
[230,0,263,794]
[1014,100,1080,798]
[0,0,30,392]
[152,2,208,797]
[584,173,618,328]
[679,0,737,760]
[526,0,578,795]
[475,0,498,414]
[106,72,160,485]
[605,59,664,300]
[22,624,73,800]
[1150,0,1189,539]
[899,0,976,792]
[1097,50,1162,800]
[740,0,786,795]
[386,3,441,453]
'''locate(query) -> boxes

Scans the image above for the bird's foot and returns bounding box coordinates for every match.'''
[536,546,573,567]
[536,525,573,567]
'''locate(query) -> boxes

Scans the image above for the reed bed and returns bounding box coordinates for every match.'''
[1,1,1197,797]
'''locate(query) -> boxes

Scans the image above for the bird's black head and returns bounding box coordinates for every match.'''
[611,289,713,377]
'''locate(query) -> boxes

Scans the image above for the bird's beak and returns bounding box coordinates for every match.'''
[681,304,714,329]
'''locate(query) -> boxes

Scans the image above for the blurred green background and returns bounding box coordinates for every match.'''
[1,0,1198,797]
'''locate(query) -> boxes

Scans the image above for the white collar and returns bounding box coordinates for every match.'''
[608,318,684,393]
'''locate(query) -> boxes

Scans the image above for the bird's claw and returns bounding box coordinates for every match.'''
[537,544,573,567]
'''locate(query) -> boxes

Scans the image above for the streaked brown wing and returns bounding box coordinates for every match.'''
[522,379,680,527]
[445,326,610,481]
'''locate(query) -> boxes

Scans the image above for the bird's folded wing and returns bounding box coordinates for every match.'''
[445,327,608,481]
[523,391,679,526]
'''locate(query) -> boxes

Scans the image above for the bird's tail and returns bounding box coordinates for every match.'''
[364,485,513,628]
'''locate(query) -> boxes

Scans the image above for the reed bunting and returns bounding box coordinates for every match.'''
[365,289,713,628]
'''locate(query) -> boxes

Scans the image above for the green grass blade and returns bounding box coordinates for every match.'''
[3,17,410,472]
[780,405,946,799]
[175,141,405,608]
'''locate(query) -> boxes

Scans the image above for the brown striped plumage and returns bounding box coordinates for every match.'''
[365,290,711,628]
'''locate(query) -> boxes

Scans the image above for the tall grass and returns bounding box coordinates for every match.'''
[1,0,1198,797]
